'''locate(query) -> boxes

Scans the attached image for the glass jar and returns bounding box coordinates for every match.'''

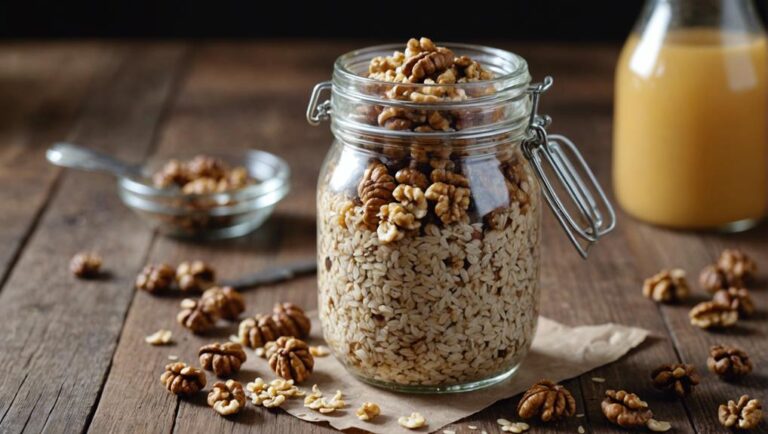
[614,0,768,230]
[308,43,615,392]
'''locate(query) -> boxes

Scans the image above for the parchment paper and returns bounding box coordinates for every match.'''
[248,314,648,433]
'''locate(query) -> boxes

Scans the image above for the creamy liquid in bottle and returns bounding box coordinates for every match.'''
[614,29,767,229]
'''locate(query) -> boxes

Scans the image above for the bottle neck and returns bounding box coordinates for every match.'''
[637,0,764,35]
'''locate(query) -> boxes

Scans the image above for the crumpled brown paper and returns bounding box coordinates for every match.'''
[246,314,648,433]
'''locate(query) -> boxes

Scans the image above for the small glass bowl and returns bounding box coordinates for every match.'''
[118,150,290,240]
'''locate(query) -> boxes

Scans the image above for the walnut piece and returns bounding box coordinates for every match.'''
[272,302,311,338]
[719,395,763,430]
[136,264,176,293]
[430,166,469,188]
[650,363,700,397]
[177,298,220,334]
[713,287,755,317]
[160,362,206,395]
[646,419,672,432]
[145,329,173,346]
[70,252,102,278]
[237,314,281,349]
[718,249,757,282]
[601,389,652,428]
[393,184,428,220]
[356,402,381,421]
[642,269,690,303]
[304,385,345,413]
[689,301,738,329]
[201,286,245,321]
[246,377,304,408]
[707,344,753,381]
[199,342,247,377]
[358,162,396,229]
[152,155,253,193]
[309,345,330,357]
[395,167,428,190]
[176,260,216,292]
[152,159,190,188]
[517,379,576,422]
[377,203,414,243]
[502,159,531,211]
[207,380,246,416]
[268,336,314,383]
[398,412,427,429]
[425,182,470,225]
[699,264,734,293]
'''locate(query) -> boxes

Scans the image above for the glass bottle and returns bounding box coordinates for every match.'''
[613,0,767,230]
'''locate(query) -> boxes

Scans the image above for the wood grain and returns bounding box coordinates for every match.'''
[0,41,766,434]
[0,44,187,433]
[0,43,116,287]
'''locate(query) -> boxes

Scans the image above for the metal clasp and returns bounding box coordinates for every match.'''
[523,77,616,258]
[306,81,332,126]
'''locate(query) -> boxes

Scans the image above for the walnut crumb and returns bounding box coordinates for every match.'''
[309,345,330,357]
[647,419,672,432]
[246,377,305,408]
[356,402,381,421]
[399,412,427,429]
[145,329,173,346]
[303,385,345,413]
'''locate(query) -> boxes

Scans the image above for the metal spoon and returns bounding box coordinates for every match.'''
[46,142,144,180]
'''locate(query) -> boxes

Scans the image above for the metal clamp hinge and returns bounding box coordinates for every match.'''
[523,77,616,258]
[306,81,332,126]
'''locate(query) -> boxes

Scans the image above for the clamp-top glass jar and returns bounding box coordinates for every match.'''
[308,39,615,393]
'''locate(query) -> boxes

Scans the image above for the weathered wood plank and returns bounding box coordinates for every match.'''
[89,41,334,434]
[0,43,188,434]
[0,43,116,286]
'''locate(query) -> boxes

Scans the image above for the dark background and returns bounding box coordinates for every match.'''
[2,1,768,40]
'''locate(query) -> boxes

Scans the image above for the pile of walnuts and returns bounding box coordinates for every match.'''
[641,249,757,330]
[342,156,530,244]
[152,154,254,194]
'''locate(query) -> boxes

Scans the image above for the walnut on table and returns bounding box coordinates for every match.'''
[689,301,738,329]
[177,298,220,334]
[707,344,753,381]
[268,336,314,383]
[717,248,757,282]
[517,379,577,422]
[160,362,206,396]
[642,269,690,303]
[237,314,281,349]
[650,363,700,398]
[356,402,381,421]
[69,251,102,278]
[398,412,427,429]
[136,263,176,293]
[207,379,246,416]
[201,286,245,321]
[712,287,755,317]
[176,260,216,292]
[699,264,735,293]
[199,342,247,377]
[601,389,653,428]
[272,302,312,338]
[719,395,763,430]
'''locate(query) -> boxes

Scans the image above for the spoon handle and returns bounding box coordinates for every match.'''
[46,142,142,179]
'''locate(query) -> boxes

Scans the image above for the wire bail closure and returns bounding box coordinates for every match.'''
[523,77,616,258]
[306,81,332,126]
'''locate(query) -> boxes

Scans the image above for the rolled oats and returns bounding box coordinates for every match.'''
[309,345,330,357]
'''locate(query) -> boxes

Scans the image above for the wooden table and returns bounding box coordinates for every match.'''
[0,41,765,434]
